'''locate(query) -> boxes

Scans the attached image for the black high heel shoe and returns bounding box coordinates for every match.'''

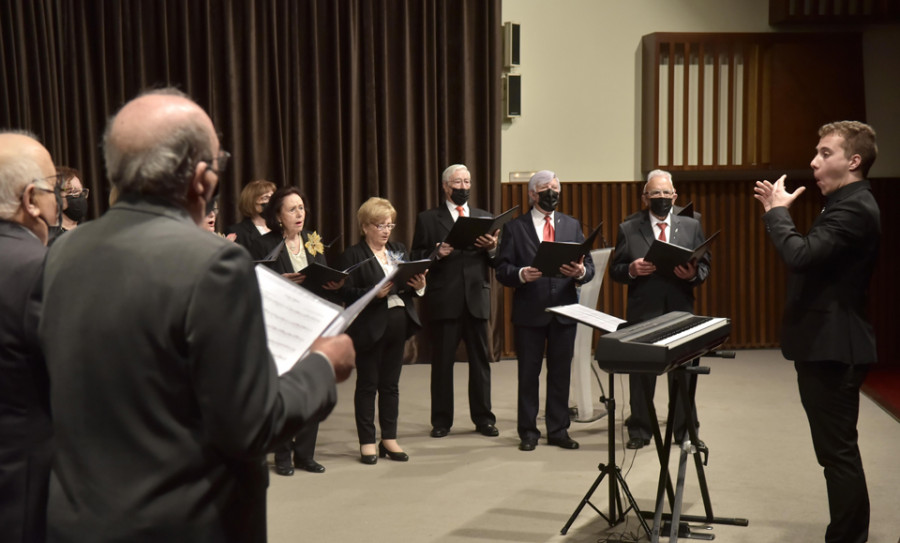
[360,445,377,465]
[378,442,409,462]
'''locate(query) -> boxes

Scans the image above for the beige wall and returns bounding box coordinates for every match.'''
[500,0,900,182]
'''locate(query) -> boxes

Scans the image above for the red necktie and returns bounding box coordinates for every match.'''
[543,214,555,242]
[658,222,667,242]
[456,206,465,218]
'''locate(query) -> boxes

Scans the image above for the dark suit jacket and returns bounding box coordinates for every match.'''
[249,229,337,303]
[38,196,337,542]
[763,180,879,365]
[411,204,494,321]
[339,241,422,351]
[225,217,264,252]
[495,210,595,327]
[609,211,710,322]
[0,221,52,543]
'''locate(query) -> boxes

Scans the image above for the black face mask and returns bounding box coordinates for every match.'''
[450,188,469,206]
[64,194,87,222]
[537,189,560,212]
[649,197,673,218]
[259,202,268,213]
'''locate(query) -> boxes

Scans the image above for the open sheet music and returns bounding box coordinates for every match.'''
[256,265,392,375]
[545,303,626,332]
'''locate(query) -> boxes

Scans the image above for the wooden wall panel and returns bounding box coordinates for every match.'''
[496,178,897,370]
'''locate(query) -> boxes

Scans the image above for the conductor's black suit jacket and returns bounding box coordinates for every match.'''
[411,205,493,321]
[38,197,337,542]
[762,180,879,364]
[339,241,422,351]
[609,212,710,322]
[0,221,52,543]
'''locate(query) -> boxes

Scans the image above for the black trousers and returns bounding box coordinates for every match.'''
[273,421,318,466]
[626,358,700,442]
[355,307,406,444]
[513,319,576,441]
[428,312,495,429]
[796,360,870,543]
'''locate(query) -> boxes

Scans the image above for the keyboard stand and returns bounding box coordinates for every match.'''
[560,372,652,540]
[644,363,749,542]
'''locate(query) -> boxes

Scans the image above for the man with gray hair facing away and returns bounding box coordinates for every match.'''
[38,89,355,542]
[0,131,62,543]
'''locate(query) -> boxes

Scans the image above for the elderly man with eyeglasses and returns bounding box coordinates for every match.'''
[609,169,711,451]
[0,130,62,542]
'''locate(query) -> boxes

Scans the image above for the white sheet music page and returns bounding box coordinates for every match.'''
[546,303,626,332]
[255,266,342,375]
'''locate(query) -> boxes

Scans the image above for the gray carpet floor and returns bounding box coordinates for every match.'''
[266,349,900,542]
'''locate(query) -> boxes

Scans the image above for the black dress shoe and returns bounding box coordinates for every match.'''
[548,436,580,449]
[274,463,294,476]
[519,438,537,451]
[430,427,449,438]
[294,459,325,473]
[360,454,377,465]
[379,442,409,462]
[476,424,500,437]
[626,437,650,450]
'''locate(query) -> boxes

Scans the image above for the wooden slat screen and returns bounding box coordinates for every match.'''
[496,179,897,371]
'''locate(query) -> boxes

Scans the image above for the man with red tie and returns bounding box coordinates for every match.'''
[609,169,711,450]
[495,170,595,451]
[411,164,500,439]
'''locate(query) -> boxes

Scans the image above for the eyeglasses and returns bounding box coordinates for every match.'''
[204,150,231,176]
[644,190,674,198]
[371,223,396,232]
[31,174,65,198]
[65,188,90,199]
[447,177,471,187]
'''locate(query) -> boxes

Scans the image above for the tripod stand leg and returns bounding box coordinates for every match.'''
[560,466,610,535]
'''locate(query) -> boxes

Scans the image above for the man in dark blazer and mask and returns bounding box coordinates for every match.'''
[609,169,710,450]
[0,131,62,543]
[411,164,499,439]
[38,89,355,542]
[496,170,595,451]
[754,121,879,543]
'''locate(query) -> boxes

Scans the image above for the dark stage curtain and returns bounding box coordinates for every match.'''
[2,0,503,359]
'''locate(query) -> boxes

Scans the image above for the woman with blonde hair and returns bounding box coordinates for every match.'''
[226,179,276,250]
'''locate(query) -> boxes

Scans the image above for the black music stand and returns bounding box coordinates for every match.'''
[560,371,652,539]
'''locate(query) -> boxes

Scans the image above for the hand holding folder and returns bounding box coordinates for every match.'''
[530,224,602,278]
[441,206,520,251]
[643,230,719,278]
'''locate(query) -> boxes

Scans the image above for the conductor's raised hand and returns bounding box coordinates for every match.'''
[753,174,805,212]
[560,255,585,278]
[311,334,355,383]
[628,257,656,277]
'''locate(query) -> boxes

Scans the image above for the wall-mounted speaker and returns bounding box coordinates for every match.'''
[505,73,521,118]
[504,22,520,68]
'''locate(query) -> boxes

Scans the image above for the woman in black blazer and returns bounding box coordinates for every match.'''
[249,187,343,476]
[225,179,275,251]
[340,197,425,464]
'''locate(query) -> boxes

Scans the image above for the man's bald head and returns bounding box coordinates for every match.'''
[0,130,60,242]
[103,88,218,204]
[0,131,56,180]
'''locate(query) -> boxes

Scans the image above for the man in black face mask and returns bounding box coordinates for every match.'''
[411,164,500,439]
[60,166,88,231]
[609,169,711,450]
[495,170,595,451]
[0,130,61,542]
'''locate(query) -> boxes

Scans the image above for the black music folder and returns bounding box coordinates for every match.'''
[644,229,720,278]
[442,206,520,249]
[530,223,602,278]
[391,259,432,292]
[253,241,284,264]
[677,202,694,218]
[298,256,375,288]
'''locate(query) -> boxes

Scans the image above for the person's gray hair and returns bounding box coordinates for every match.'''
[102,88,213,203]
[441,164,468,185]
[528,170,559,192]
[644,169,674,192]
[0,155,44,220]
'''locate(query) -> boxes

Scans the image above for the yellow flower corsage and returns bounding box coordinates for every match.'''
[304,231,324,257]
